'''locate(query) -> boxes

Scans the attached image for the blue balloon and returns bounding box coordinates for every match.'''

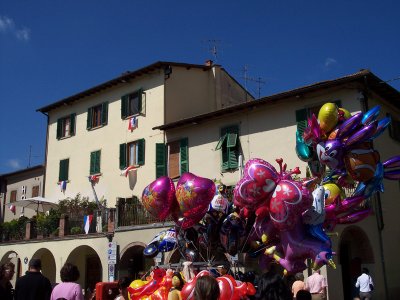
[143,242,159,258]
[296,131,313,161]
[362,106,380,125]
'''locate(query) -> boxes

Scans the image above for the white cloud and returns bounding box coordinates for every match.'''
[325,58,337,67]
[7,159,22,170]
[0,15,30,41]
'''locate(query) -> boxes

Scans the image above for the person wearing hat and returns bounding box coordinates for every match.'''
[14,258,52,300]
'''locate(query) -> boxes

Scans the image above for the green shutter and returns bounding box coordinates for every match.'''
[70,113,76,136]
[102,102,108,125]
[119,143,127,170]
[90,152,96,174]
[96,151,101,173]
[180,138,189,174]
[121,95,128,119]
[227,133,238,148]
[59,159,69,181]
[215,134,227,150]
[228,148,239,169]
[156,143,166,178]
[296,109,308,137]
[137,139,145,165]
[138,89,143,113]
[57,118,62,140]
[87,108,93,129]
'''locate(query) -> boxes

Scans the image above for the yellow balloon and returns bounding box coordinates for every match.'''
[129,279,148,289]
[338,107,351,119]
[318,103,339,133]
[323,183,345,205]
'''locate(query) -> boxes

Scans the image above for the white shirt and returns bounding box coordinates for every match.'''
[355,273,373,292]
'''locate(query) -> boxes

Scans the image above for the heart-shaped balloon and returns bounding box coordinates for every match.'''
[173,172,215,229]
[141,176,176,221]
[234,158,279,211]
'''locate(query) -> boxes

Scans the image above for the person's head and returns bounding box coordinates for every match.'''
[362,267,369,274]
[60,263,80,282]
[0,262,15,280]
[294,272,304,281]
[217,264,228,276]
[118,276,131,298]
[255,271,292,300]
[171,272,185,290]
[28,258,42,272]
[194,275,220,300]
[296,290,312,300]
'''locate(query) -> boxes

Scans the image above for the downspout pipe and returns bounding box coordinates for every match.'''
[39,111,49,197]
[359,78,389,300]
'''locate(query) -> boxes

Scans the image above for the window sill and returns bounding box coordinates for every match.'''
[87,124,106,131]
[58,135,73,140]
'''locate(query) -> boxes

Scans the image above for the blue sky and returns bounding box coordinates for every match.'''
[1,0,399,174]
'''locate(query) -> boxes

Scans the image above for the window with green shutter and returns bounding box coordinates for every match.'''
[57,114,76,139]
[59,159,69,181]
[218,126,240,172]
[119,139,146,170]
[121,89,143,119]
[90,150,101,175]
[156,143,167,178]
[87,102,108,130]
[180,138,189,174]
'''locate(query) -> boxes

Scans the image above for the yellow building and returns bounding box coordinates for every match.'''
[1,62,399,300]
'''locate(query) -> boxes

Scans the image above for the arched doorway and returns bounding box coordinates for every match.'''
[119,242,155,280]
[32,248,56,284]
[339,225,375,300]
[67,245,102,293]
[1,251,21,287]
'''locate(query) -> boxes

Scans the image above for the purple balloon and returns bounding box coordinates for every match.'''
[142,176,176,220]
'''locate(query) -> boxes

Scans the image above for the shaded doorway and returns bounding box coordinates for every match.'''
[67,245,102,292]
[119,243,155,280]
[339,226,374,300]
[32,248,56,284]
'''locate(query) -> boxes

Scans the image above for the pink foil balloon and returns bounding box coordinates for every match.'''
[173,172,216,229]
[142,176,177,221]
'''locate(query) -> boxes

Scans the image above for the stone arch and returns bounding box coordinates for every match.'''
[32,248,56,284]
[66,245,102,292]
[339,225,375,300]
[119,242,155,280]
[0,250,21,287]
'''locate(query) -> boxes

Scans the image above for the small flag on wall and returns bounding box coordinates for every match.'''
[120,165,137,177]
[59,180,67,192]
[84,215,93,234]
[128,116,138,131]
[88,175,100,184]
[9,204,16,214]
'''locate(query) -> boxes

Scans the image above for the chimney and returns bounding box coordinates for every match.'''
[205,60,213,67]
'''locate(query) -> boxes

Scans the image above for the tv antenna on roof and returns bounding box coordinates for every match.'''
[202,39,222,62]
[241,65,266,99]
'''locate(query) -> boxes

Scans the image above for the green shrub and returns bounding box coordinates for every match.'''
[71,226,82,235]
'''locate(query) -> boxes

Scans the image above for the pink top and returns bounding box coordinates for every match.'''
[50,282,84,300]
[292,280,305,297]
[305,273,327,294]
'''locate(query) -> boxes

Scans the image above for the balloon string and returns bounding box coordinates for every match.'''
[240,223,255,254]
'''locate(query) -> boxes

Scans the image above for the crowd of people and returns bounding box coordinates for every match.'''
[0,258,375,300]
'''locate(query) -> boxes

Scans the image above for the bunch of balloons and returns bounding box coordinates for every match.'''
[138,102,400,276]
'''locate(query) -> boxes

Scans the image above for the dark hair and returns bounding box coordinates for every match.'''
[60,263,80,282]
[294,272,304,281]
[172,272,185,290]
[0,262,15,279]
[118,276,131,289]
[362,267,369,274]
[255,271,292,300]
[194,275,220,300]
[29,258,42,269]
[296,290,312,300]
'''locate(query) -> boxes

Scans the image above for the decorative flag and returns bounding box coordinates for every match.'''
[88,175,100,184]
[9,204,16,214]
[120,165,137,177]
[128,116,138,131]
[84,215,93,234]
[60,180,67,192]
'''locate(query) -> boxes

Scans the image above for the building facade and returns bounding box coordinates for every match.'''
[1,63,399,299]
